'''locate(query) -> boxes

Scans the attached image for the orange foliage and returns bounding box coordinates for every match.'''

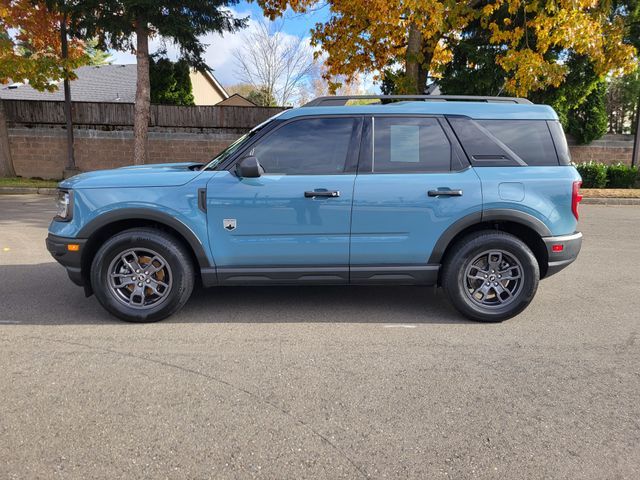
[257,0,637,96]
[0,0,87,91]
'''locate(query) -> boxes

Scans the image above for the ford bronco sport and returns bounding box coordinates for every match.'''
[47,95,583,323]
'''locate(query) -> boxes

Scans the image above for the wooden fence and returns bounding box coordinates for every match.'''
[3,99,285,129]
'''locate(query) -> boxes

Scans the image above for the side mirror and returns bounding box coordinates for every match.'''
[236,156,264,178]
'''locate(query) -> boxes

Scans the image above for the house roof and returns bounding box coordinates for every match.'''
[216,93,256,106]
[0,64,229,104]
[0,64,137,102]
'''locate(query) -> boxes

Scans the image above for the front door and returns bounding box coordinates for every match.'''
[206,116,361,284]
[350,115,483,284]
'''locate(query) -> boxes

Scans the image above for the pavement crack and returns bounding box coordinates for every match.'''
[34,336,369,479]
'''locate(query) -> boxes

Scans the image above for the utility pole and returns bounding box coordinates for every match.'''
[60,13,78,178]
[632,96,639,168]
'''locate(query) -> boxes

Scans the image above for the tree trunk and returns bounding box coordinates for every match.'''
[61,14,77,175]
[420,37,436,93]
[0,98,16,177]
[405,24,422,94]
[133,21,150,165]
[405,25,436,94]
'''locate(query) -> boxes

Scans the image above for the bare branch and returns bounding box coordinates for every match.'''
[232,20,315,106]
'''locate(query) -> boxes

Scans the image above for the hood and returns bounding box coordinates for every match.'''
[60,162,204,189]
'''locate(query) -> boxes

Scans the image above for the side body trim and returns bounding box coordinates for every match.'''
[350,265,439,285]
[202,265,440,287]
[77,208,212,268]
[482,209,552,236]
[217,266,348,285]
[427,208,552,264]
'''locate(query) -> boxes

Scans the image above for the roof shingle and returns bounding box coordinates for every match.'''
[0,64,137,103]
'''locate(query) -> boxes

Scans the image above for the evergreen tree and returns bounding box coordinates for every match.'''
[567,81,609,144]
[150,57,195,106]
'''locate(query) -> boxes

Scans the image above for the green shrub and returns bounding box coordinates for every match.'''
[606,163,639,189]
[575,162,608,188]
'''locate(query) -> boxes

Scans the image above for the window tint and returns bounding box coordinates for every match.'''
[251,117,356,175]
[477,120,558,166]
[447,117,520,166]
[373,117,451,173]
[548,121,571,165]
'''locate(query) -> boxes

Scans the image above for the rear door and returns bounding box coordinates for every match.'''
[206,116,362,284]
[349,115,482,284]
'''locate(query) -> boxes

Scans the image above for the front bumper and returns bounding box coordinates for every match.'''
[542,232,582,278]
[46,233,87,286]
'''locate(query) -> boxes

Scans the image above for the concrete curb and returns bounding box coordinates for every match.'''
[581,197,640,205]
[0,187,57,195]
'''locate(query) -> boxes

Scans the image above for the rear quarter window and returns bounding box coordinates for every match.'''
[477,119,559,166]
[547,121,572,165]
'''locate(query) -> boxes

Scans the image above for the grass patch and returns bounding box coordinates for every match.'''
[581,188,640,198]
[0,177,59,188]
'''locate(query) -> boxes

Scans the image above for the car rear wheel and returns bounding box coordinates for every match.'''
[91,228,194,322]
[442,231,539,322]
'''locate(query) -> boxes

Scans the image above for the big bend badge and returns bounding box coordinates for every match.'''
[223,219,237,231]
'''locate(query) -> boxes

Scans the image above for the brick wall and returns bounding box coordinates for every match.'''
[9,127,244,179]
[568,134,634,166]
[7,125,637,180]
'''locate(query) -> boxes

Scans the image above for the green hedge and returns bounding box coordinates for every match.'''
[574,162,638,189]
[607,163,639,188]
[575,162,608,188]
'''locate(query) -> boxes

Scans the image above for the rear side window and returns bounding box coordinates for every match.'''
[477,120,558,166]
[252,117,356,175]
[372,117,451,173]
[548,121,572,165]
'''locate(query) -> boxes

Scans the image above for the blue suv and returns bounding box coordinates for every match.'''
[46,95,583,323]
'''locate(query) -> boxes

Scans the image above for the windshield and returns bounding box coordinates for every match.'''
[204,111,286,170]
[204,131,254,170]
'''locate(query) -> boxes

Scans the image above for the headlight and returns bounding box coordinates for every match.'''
[55,190,73,221]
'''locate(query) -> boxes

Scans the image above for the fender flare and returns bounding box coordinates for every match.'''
[77,208,212,268]
[428,208,552,264]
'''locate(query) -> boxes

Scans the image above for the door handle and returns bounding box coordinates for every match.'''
[428,189,463,197]
[304,190,340,198]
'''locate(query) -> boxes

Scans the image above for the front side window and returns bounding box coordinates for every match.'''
[373,117,451,173]
[250,117,356,175]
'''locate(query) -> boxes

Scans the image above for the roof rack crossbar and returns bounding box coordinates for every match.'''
[303,95,532,107]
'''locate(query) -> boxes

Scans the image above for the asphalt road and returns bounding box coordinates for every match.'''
[0,194,639,480]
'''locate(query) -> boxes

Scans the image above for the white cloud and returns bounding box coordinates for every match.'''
[109,8,271,86]
[107,7,381,95]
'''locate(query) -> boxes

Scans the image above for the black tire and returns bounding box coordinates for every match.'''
[441,231,539,322]
[91,228,195,322]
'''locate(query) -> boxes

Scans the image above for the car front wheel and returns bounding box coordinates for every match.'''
[442,231,540,322]
[91,228,195,322]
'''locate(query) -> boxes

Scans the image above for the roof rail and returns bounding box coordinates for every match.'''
[302,95,533,107]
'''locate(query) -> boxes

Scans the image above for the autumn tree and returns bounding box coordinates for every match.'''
[78,1,245,165]
[0,0,87,177]
[257,0,637,97]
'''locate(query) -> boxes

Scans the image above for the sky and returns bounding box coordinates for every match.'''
[110,1,331,88]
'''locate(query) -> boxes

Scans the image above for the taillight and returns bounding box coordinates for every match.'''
[571,181,583,220]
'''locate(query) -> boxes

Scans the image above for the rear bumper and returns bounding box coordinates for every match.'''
[46,233,87,286]
[542,232,582,278]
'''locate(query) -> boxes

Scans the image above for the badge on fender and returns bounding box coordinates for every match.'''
[223,219,237,231]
